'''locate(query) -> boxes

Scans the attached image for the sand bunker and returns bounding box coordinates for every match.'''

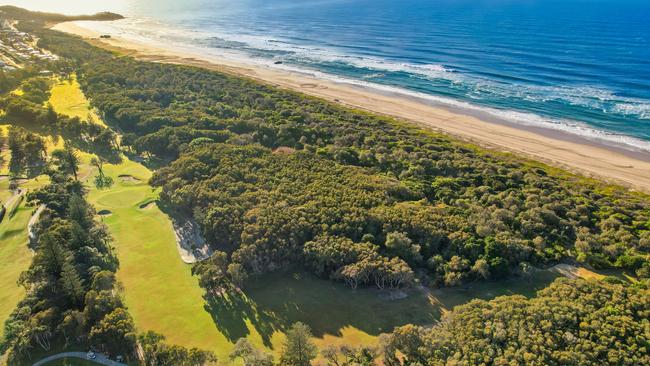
[172,216,213,263]
[551,263,604,280]
[118,174,141,182]
[139,201,156,209]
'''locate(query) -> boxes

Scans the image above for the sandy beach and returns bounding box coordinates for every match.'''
[53,21,650,193]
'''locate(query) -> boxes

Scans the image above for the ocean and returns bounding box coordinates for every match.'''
[9,0,650,152]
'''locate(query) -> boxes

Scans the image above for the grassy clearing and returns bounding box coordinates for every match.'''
[84,157,234,357]
[48,75,104,126]
[0,204,32,338]
[231,271,438,351]
[0,176,49,338]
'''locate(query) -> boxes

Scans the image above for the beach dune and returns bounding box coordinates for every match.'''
[53,22,650,194]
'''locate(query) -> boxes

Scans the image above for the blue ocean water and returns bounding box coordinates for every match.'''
[15,0,650,151]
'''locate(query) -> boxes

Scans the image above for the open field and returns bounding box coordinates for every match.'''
[83,157,233,355]
[48,75,104,125]
[0,204,33,338]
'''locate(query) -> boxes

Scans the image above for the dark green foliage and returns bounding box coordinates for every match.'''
[0,67,38,95]
[31,26,650,288]
[7,126,46,177]
[280,322,318,366]
[0,92,119,161]
[381,279,650,366]
[51,145,80,180]
[1,10,647,364]
[140,331,217,366]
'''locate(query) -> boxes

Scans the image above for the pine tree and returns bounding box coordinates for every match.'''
[60,260,85,306]
[280,322,317,366]
[68,194,90,228]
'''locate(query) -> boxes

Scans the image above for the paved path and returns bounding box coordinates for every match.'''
[27,204,46,244]
[3,189,23,211]
[32,351,127,366]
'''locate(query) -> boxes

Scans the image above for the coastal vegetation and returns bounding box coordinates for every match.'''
[379,279,650,365]
[0,6,648,366]
[32,25,650,293]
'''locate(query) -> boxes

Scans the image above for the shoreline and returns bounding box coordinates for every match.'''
[53,21,650,193]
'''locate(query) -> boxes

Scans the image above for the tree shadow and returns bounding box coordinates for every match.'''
[123,150,170,171]
[0,117,122,165]
[204,289,280,348]
[202,271,438,347]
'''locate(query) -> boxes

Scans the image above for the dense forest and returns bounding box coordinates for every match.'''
[379,279,650,366]
[32,26,650,291]
[0,7,648,365]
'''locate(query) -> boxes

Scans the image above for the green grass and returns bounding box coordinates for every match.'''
[48,75,104,125]
[0,179,11,206]
[0,175,49,339]
[80,153,447,360]
[85,158,229,352]
[0,204,32,338]
[226,271,439,351]
[428,270,561,313]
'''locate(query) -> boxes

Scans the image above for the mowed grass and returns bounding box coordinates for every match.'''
[0,205,32,338]
[84,158,237,359]
[48,75,105,126]
[0,176,49,338]
[224,271,438,352]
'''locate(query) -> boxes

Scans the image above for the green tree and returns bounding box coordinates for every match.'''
[227,263,248,288]
[60,260,85,306]
[52,146,79,180]
[230,338,273,366]
[89,308,136,355]
[280,322,318,366]
[385,231,422,264]
[91,156,113,188]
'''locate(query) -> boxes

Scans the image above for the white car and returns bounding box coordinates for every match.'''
[86,351,97,359]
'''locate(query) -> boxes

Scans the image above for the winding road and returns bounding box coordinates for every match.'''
[32,352,126,366]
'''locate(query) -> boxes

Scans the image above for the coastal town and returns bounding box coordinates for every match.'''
[0,18,57,70]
